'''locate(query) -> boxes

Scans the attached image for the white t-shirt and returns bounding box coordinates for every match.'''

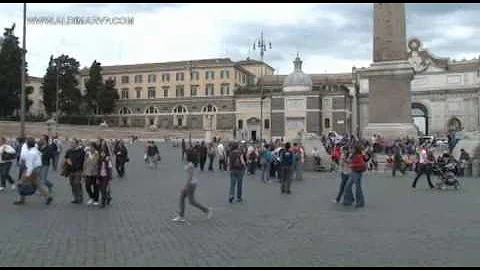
[0,144,16,163]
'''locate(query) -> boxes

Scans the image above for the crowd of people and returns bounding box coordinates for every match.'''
[0,135,130,208]
[0,130,471,223]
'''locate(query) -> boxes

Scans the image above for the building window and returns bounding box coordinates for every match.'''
[135,87,142,99]
[107,76,116,84]
[161,73,170,83]
[176,85,185,97]
[264,119,270,129]
[238,119,243,129]
[190,71,199,81]
[134,75,143,83]
[147,74,156,83]
[121,76,129,84]
[205,83,214,96]
[241,74,246,84]
[220,83,230,96]
[176,72,185,81]
[190,85,198,97]
[205,71,215,80]
[162,86,169,98]
[220,70,230,79]
[148,87,156,99]
[121,88,129,99]
[324,118,331,129]
[145,106,159,114]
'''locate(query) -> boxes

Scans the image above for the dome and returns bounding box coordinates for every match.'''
[283,54,313,92]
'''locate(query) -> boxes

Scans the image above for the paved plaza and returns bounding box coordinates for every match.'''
[0,143,479,266]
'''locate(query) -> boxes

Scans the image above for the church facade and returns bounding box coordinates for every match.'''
[356,38,480,137]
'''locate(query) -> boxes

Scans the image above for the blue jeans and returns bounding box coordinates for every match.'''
[260,162,270,182]
[229,170,244,200]
[343,171,365,207]
[336,172,350,202]
[0,162,14,187]
[39,165,53,191]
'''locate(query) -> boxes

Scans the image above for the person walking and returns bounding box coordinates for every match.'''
[172,152,213,222]
[83,142,100,206]
[228,142,246,203]
[259,144,272,183]
[280,142,294,194]
[292,143,305,181]
[114,141,129,178]
[207,143,216,171]
[64,139,86,204]
[0,137,16,191]
[199,141,208,171]
[38,135,55,193]
[13,138,53,205]
[333,146,351,203]
[98,148,113,208]
[217,142,227,171]
[343,145,367,208]
[412,144,435,189]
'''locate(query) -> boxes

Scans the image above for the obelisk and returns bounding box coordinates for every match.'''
[362,3,417,139]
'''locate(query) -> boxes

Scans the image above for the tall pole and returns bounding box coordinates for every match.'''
[55,67,59,122]
[253,30,272,144]
[20,3,26,138]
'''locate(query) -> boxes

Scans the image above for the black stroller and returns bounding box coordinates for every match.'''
[431,162,461,190]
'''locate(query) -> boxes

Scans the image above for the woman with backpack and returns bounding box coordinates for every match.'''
[343,145,367,208]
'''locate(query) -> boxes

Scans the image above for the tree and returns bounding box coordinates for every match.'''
[98,78,119,115]
[0,24,32,117]
[41,56,57,116]
[41,54,82,117]
[84,60,103,114]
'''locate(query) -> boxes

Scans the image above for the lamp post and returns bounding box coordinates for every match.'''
[19,3,26,138]
[186,61,194,145]
[252,30,272,144]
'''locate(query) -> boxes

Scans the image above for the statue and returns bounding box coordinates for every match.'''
[4,23,15,36]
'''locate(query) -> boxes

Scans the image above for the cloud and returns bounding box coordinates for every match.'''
[0,3,478,78]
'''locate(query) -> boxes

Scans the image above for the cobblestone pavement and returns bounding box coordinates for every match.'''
[1,143,479,266]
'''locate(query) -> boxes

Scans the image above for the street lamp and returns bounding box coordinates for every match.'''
[252,30,272,144]
[20,3,27,138]
[186,61,194,145]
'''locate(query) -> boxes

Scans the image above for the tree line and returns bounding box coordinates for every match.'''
[0,24,119,120]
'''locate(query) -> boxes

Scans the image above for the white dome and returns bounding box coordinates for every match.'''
[283,54,312,92]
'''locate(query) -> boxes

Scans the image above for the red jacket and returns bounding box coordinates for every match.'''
[350,153,367,172]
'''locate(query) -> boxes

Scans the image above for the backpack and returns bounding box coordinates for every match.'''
[281,150,294,166]
[229,150,244,170]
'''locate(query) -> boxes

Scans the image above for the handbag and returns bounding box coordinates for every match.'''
[17,182,37,196]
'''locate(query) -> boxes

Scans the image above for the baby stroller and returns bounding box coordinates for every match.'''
[432,162,460,190]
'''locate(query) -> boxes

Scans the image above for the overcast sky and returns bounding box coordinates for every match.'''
[1,3,480,77]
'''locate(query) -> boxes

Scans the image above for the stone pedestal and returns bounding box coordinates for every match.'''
[362,3,417,140]
[362,61,417,139]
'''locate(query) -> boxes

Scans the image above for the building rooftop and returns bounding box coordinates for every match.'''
[79,58,257,76]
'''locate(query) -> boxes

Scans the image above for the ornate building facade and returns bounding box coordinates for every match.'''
[356,38,480,137]
[235,54,353,141]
